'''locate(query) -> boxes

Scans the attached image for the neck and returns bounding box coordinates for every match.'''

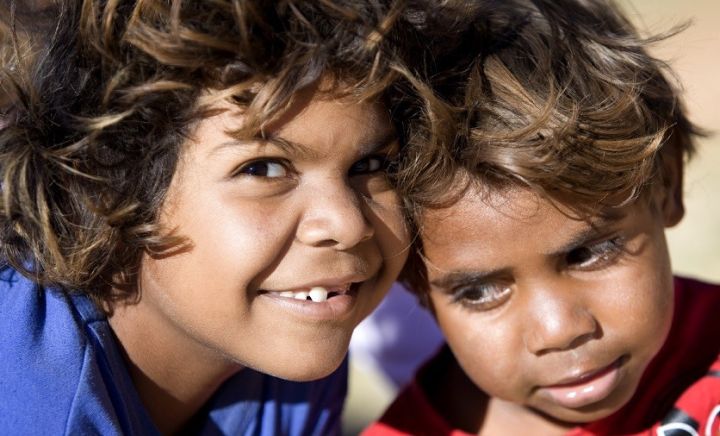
[108,301,242,434]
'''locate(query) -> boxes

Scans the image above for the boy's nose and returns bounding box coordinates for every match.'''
[523,288,599,355]
[296,183,374,250]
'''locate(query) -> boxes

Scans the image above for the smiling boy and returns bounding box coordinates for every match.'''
[365,0,720,435]
[0,1,422,434]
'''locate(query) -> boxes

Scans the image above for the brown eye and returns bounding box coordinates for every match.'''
[566,238,624,270]
[237,160,288,178]
[451,282,511,311]
[566,247,594,265]
[349,155,390,175]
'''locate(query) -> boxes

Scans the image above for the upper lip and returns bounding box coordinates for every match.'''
[543,358,620,387]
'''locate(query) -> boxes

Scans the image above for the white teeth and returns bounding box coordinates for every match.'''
[309,287,329,302]
[268,285,341,302]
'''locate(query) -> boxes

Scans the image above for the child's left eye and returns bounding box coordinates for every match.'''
[349,155,390,175]
[236,160,289,178]
[566,237,625,270]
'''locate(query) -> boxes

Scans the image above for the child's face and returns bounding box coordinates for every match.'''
[130,91,409,381]
[420,184,681,425]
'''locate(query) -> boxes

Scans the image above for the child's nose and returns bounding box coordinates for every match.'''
[295,182,374,250]
[523,287,599,355]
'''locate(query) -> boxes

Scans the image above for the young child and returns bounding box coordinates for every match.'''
[0,1,430,434]
[365,0,720,435]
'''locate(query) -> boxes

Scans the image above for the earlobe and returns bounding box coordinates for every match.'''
[659,136,685,228]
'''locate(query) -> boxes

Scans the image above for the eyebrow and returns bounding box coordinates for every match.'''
[214,128,398,159]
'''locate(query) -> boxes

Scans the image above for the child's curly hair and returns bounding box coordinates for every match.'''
[396,0,701,294]
[0,0,458,302]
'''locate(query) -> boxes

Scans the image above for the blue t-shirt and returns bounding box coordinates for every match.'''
[0,267,346,435]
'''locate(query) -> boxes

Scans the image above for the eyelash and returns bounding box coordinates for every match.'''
[565,237,625,270]
[450,282,512,311]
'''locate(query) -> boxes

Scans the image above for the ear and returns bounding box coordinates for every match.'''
[657,135,685,228]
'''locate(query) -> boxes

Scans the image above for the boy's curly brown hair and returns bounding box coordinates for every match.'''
[396,0,701,294]
[0,0,464,303]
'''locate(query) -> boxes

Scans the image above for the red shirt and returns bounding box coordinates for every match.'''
[363,277,720,436]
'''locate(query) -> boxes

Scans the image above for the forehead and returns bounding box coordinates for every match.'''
[421,186,569,243]
[185,90,393,155]
[267,92,391,142]
[418,185,621,270]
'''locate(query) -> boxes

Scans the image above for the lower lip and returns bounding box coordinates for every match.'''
[540,358,624,409]
[258,288,359,322]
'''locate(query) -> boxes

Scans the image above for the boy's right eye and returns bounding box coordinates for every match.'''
[235,159,289,178]
[451,282,512,311]
[349,155,391,175]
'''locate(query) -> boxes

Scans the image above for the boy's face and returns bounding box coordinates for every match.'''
[123,90,409,381]
[420,183,681,425]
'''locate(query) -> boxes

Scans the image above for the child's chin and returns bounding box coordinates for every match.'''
[265,355,348,382]
[249,339,351,382]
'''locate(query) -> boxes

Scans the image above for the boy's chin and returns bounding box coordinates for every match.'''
[243,335,352,382]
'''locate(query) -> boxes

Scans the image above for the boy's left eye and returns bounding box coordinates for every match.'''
[349,155,390,175]
[566,237,625,270]
[450,282,512,311]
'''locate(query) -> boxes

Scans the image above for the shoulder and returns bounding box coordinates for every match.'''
[648,277,720,435]
[650,355,720,436]
[201,356,349,436]
[674,275,720,305]
[641,276,720,410]
[0,267,88,432]
[0,267,155,435]
[365,344,463,436]
[364,383,441,436]
[667,276,720,359]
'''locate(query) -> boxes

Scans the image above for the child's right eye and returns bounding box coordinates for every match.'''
[451,282,512,311]
[349,155,392,176]
[235,159,289,178]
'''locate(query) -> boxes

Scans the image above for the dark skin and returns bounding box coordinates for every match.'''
[417,148,684,435]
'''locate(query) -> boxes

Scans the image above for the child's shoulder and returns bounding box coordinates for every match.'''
[0,266,156,434]
[674,275,720,296]
[672,275,720,339]
[363,345,466,436]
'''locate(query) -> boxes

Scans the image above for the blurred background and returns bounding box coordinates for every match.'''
[343,1,720,434]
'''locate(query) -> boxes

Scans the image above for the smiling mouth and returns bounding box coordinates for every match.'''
[259,283,358,303]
